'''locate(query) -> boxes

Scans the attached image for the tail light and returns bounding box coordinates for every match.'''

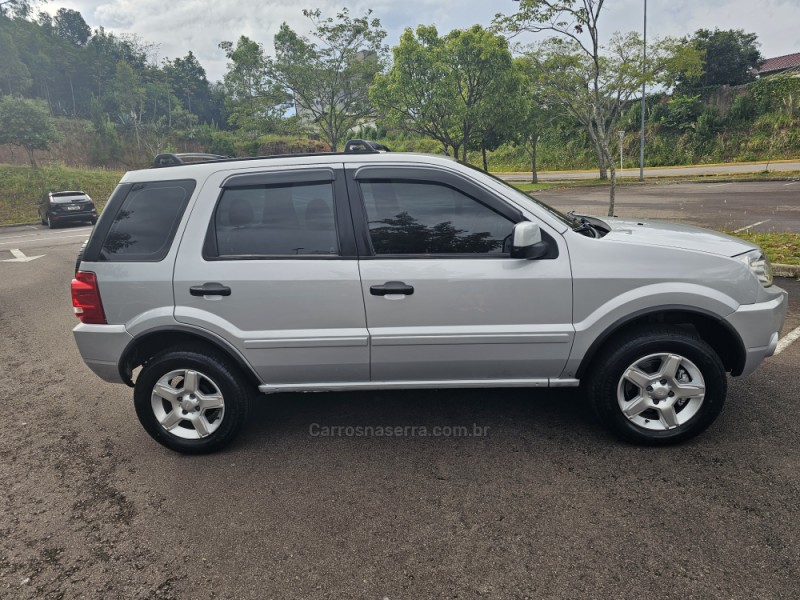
[71,271,107,324]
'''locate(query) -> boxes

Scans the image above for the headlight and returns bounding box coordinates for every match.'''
[738,249,773,287]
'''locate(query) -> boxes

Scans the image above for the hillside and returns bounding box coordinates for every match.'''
[0,164,122,225]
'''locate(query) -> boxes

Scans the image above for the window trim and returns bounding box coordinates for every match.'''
[346,166,558,260]
[203,169,357,261]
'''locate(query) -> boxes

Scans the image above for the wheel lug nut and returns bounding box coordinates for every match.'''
[660,379,667,385]
[668,391,675,397]
[646,386,653,392]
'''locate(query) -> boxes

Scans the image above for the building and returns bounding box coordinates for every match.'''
[754,52,800,77]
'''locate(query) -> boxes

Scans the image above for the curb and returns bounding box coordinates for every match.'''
[773,264,800,279]
[0,221,39,228]
[494,158,800,176]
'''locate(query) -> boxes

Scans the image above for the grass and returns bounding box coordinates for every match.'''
[0,163,122,225]
[727,231,800,266]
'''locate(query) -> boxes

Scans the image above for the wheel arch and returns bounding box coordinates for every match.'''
[119,326,262,388]
[575,306,747,380]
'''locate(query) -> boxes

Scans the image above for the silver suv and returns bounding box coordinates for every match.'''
[71,143,788,453]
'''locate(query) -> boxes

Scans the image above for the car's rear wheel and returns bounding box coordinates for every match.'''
[133,349,251,454]
[46,214,55,229]
[587,326,726,445]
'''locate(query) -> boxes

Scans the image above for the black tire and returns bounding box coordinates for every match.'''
[90,216,97,225]
[587,326,727,445]
[40,213,46,225]
[46,214,55,229]
[133,349,251,454]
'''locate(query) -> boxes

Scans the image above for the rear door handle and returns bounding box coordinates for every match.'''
[190,282,231,297]
[370,281,414,296]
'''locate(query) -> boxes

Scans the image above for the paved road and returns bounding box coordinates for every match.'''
[1,218,798,598]
[499,160,800,182]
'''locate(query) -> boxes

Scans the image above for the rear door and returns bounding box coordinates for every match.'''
[173,164,369,385]
[347,165,574,383]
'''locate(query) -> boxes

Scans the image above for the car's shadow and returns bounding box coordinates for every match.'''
[39,221,94,230]
[238,386,602,448]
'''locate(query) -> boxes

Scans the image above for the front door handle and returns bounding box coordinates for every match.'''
[370,281,414,296]
[190,282,231,297]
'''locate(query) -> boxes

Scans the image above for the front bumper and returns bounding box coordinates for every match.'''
[73,323,133,383]
[725,285,788,376]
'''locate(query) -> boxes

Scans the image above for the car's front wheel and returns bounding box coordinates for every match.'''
[587,326,727,445]
[133,349,251,454]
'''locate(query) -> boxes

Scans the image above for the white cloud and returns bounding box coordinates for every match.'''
[43,0,800,82]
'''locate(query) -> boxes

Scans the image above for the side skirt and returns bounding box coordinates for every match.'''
[258,378,580,394]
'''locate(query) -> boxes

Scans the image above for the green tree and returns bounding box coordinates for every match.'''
[497,1,701,215]
[270,9,387,151]
[162,51,216,123]
[512,56,559,183]
[0,95,61,166]
[53,7,90,46]
[218,36,288,135]
[679,29,762,91]
[0,0,44,18]
[372,24,518,162]
[0,29,31,94]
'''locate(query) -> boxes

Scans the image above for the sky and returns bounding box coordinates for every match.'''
[41,0,800,82]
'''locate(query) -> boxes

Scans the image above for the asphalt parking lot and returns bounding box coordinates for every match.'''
[1,183,799,599]
[535,179,800,233]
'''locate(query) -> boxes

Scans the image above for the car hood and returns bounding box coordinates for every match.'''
[596,217,758,257]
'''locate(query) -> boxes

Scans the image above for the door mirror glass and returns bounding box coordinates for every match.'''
[511,222,548,259]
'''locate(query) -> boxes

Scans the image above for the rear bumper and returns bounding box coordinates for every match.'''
[725,285,788,376]
[51,210,96,222]
[73,323,132,384]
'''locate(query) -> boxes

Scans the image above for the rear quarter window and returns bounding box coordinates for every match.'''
[90,180,196,262]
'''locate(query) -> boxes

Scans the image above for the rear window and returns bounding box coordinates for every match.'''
[51,191,88,203]
[99,180,195,262]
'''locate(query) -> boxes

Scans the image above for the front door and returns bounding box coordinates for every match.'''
[347,166,573,383]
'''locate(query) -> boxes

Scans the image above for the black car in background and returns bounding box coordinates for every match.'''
[38,191,97,228]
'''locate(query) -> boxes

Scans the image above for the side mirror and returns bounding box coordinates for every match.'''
[511,221,548,259]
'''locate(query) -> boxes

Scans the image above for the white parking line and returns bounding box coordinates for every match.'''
[775,325,800,355]
[707,182,733,187]
[785,181,799,186]
[733,220,770,233]
[0,232,90,246]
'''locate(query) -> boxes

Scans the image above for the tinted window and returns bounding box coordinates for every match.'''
[212,182,338,257]
[100,180,195,262]
[360,180,514,255]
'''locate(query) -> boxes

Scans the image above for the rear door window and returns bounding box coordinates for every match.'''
[209,181,338,257]
[99,180,195,262]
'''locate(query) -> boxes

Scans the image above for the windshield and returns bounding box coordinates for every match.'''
[458,162,579,229]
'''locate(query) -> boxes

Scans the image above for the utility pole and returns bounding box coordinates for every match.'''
[639,0,647,182]
[618,130,625,173]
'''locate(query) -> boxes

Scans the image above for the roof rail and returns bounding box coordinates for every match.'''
[150,140,392,169]
[152,153,228,168]
[343,139,391,153]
